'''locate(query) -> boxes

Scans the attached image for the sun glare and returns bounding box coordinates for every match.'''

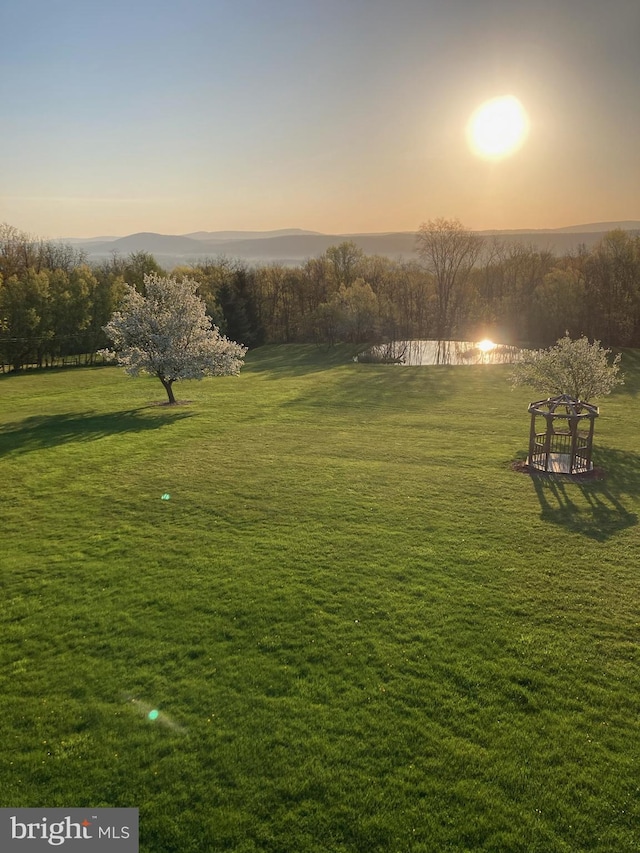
[477,339,497,352]
[467,96,529,160]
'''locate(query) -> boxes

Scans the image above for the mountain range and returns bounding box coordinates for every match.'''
[62,222,640,269]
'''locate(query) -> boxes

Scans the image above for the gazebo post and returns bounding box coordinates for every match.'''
[543,413,553,471]
[569,413,578,474]
[528,411,538,468]
[585,413,596,471]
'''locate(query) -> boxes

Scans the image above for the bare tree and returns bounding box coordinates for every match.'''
[416,218,483,338]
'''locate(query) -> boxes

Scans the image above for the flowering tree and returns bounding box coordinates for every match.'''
[102,273,247,404]
[511,335,623,401]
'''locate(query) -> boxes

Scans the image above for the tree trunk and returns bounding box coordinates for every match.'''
[159,376,176,404]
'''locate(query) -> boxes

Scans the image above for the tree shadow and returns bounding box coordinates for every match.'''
[528,446,639,541]
[0,408,194,458]
[243,343,457,413]
[281,362,457,413]
[616,348,640,396]
[244,344,363,377]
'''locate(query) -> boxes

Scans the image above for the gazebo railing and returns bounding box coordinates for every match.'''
[529,429,592,473]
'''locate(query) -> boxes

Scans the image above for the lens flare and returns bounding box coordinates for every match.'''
[123,695,186,733]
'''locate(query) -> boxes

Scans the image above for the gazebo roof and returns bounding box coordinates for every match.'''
[528,394,599,419]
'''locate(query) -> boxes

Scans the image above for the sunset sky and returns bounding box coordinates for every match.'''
[2,0,639,238]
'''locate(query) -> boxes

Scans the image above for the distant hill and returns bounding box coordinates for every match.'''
[62,235,119,244]
[64,222,640,269]
[183,228,322,241]
[478,221,640,236]
[81,232,211,256]
[550,221,640,234]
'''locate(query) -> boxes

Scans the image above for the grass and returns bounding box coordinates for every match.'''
[1,347,639,852]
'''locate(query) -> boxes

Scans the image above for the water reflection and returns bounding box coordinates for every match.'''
[356,340,522,365]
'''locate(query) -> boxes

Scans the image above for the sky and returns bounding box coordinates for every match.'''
[1,0,639,238]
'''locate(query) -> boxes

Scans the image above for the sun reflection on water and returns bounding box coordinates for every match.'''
[356,340,522,366]
[477,339,497,352]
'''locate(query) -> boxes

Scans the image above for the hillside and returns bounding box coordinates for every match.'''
[64,222,640,269]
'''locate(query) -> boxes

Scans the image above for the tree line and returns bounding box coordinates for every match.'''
[1,219,639,370]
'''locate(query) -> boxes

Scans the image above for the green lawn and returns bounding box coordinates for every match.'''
[1,346,639,853]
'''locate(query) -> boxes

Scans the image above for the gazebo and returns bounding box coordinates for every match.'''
[527,394,599,474]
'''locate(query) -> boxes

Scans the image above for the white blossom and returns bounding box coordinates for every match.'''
[101,273,247,403]
[511,335,623,401]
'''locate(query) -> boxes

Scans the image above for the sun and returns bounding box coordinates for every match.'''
[467,96,529,160]
[477,339,497,352]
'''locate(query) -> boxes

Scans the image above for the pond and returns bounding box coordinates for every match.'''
[355,339,522,366]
